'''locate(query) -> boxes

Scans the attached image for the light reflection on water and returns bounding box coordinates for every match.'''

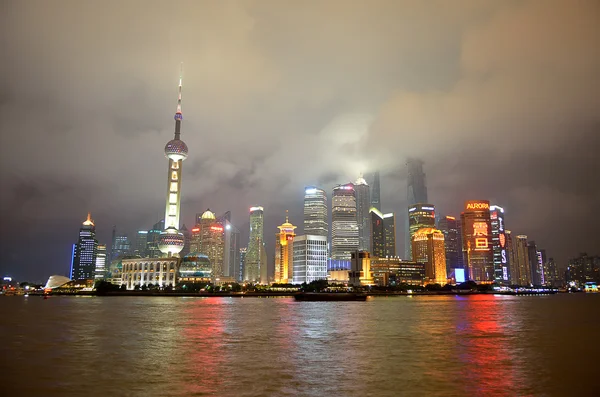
[1,294,598,396]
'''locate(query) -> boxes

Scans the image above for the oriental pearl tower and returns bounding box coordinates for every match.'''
[158,65,188,257]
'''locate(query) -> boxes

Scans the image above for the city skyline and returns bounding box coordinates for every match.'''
[1,1,599,281]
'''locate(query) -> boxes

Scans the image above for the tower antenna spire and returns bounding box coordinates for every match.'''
[174,62,183,140]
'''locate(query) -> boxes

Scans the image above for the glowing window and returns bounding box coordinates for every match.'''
[169,205,177,215]
[171,171,178,181]
[170,182,178,192]
[169,193,177,204]
[171,161,179,169]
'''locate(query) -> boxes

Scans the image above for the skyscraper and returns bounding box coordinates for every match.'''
[303,186,328,237]
[180,224,191,258]
[245,206,265,283]
[331,184,358,260]
[275,212,296,284]
[292,235,328,284]
[134,230,148,258]
[146,220,164,259]
[195,209,225,279]
[71,212,98,280]
[239,247,247,283]
[506,230,518,284]
[461,200,494,282]
[490,205,510,283]
[370,170,381,212]
[94,244,107,280]
[218,212,240,279]
[353,174,371,252]
[514,235,532,285]
[528,241,543,285]
[370,208,396,258]
[407,204,436,260]
[111,234,131,261]
[412,228,447,285]
[438,215,463,278]
[405,159,428,259]
[158,66,188,258]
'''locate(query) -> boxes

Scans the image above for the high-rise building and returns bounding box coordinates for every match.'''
[146,220,164,259]
[527,241,543,285]
[461,200,494,282]
[217,212,240,279]
[94,244,107,280]
[407,204,435,260]
[158,66,188,258]
[134,230,148,258]
[566,253,600,287]
[292,235,328,284]
[239,247,247,283]
[543,256,559,287]
[411,228,447,285]
[370,208,396,258]
[275,213,296,283]
[194,209,225,279]
[506,230,518,284]
[111,234,131,261]
[370,170,381,212]
[490,205,510,284]
[71,212,98,280]
[331,184,358,260]
[438,215,464,278]
[303,187,328,237]
[514,235,532,285]
[349,251,374,287]
[405,159,428,259]
[245,206,265,283]
[353,175,371,252]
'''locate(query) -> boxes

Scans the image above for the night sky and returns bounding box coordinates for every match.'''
[1,0,599,282]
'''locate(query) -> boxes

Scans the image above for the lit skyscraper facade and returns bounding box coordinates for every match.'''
[94,244,107,280]
[353,175,371,252]
[303,186,328,237]
[275,213,296,283]
[158,67,188,258]
[245,206,265,283]
[194,210,225,279]
[411,228,447,285]
[239,247,247,283]
[407,204,435,260]
[490,205,510,283]
[461,200,494,282]
[146,220,164,259]
[370,208,396,258]
[111,234,131,261]
[405,159,428,259]
[528,241,543,286]
[218,212,240,279]
[331,184,358,260]
[71,212,98,280]
[293,235,328,284]
[514,235,532,285]
[370,170,381,212]
[438,215,464,278]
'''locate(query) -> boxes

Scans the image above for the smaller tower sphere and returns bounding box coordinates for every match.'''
[165,139,188,161]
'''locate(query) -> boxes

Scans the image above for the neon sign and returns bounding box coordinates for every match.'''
[499,234,506,248]
[501,249,507,263]
[473,222,488,236]
[475,238,489,249]
[191,228,200,233]
[466,202,490,210]
[210,226,224,232]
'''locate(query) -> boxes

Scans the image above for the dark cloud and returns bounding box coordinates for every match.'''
[1,0,599,281]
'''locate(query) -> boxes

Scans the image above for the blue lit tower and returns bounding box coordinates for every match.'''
[158,65,188,257]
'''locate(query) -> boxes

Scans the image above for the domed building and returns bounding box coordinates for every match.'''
[178,252,212,283]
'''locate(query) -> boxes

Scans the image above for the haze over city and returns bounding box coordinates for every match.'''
[1,0,599,281]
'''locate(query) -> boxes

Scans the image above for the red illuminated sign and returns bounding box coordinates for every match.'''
[210,226,223,232]
[499,234,506,248]
[286,235,294,241]
[191,228,200,233]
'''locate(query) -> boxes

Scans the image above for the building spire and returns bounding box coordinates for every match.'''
[174,62,183,140]
[285,209,289,223]
[83,212,94,226]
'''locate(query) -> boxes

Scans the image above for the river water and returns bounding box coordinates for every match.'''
[1,294,598,396]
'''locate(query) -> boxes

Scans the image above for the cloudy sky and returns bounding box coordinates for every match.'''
[1,0,599,281]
